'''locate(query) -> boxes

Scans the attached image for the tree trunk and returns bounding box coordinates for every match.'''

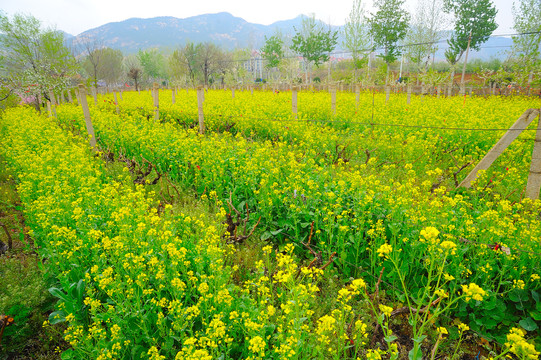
[448,67,456,96]
[33,96,41,113]
[528,71,533,96]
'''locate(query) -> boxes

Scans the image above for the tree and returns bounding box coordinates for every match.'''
[196,42,225,86]
[170,42,202,86]
[124,55,142,91]
[79,38,103,89]
[443,0,498,67]
[343,0,371,83]
[228,48,251,85]
[261,33,285,70]
[100,48,123,86]
[369,0,410,84]
[405,0,448,77]
[290,15,338,83]
[0,13,77,110]
[83,47,123,88]
[138,49,167,83]
[511,0,541,87]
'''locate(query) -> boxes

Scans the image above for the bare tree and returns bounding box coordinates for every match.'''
[343,0,371,83]
[197,42,225,86]
[124,55,142,91]
[79,37,104,89]
[170,42,202,86]
[511,0,541,87]
[406,0,448,79]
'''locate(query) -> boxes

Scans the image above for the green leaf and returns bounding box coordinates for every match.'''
[60,349,74,360]
[531,290,539,303]
[384,335,398,343]
[48,287,69,303]
[131,345,146,360]
[408,348,423,360]
[165,336,175,349]
[48,310,66,324]
[482,297,498,311]
[530,311,541,321]
[509,290,528,303]
[412,334,427,344]
[76,279,85,304]
[519,317,538,331]
[481,317,498,329]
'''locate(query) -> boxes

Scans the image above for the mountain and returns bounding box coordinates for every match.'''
[70,12,307,53]
[68,12,512,61]
[430,35,512,62]
[466,36,513,60]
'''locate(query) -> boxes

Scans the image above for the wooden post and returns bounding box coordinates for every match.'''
[385,86,390,104]
[172,88,176,104]
[153,82,159,121]
[292,86,298,118]
[526,112,541,199]
[437,85,441,99]
[232,87,235,99]
[407,85,412,105]
[67,89,73,103]
[119,90,123,100]
[46,101,52,117]
[331,85,337,115]
[78,84,97,148]
[91,87,98,105]
[113,91,120,114]
[197,86,205,134]
[459,109,541,188]
[355,84,360,108]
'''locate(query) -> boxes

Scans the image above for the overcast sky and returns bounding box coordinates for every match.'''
[1,0,515,36]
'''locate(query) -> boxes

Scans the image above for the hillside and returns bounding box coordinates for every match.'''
[70,12,306,53]
[66,12,511,60]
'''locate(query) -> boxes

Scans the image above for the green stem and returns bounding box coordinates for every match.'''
[450,333,464,360]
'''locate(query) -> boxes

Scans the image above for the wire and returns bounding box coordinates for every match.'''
[203,113,541,132]
[198,31,541,65]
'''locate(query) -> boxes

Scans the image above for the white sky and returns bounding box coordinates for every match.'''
[1,0,515,36]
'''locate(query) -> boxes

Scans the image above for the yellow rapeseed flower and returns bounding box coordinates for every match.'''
[377,243,393,258]
[505,327,540,360]
[379,304,393,317]
[461,283,486,302]
[437,327,448,336]
[457,322,469,334]
[420,226,440,240]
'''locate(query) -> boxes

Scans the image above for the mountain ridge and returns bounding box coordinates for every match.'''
[67,12,511,60]
[70,12,308,53]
